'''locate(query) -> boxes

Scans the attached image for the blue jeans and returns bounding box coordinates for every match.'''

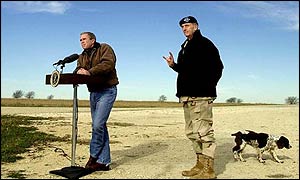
[89,86,117,165]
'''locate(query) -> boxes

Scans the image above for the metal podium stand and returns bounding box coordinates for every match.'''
[45,73,104,179]
[71,84,78,167]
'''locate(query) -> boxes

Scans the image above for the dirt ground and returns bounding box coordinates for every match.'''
[1,105,299,179]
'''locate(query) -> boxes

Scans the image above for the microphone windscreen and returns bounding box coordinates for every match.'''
[64,54,79,63]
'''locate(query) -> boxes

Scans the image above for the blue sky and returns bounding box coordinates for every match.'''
[1,1,299,104]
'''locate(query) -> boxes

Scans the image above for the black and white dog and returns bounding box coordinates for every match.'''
[231,130,292,163]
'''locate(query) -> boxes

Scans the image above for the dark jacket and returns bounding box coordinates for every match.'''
[74,42,119,92]
[171,30,223,98]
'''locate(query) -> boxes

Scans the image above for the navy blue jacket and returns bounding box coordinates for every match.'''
[171,30,224,98]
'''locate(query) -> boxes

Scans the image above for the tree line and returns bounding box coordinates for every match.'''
[10,90,299,104]
[12,90,54,100]
[225,96,298,105]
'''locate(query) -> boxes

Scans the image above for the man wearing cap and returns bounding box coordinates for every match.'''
[163,16,223,179]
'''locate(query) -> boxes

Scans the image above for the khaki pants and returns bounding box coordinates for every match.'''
[180,96,216,158]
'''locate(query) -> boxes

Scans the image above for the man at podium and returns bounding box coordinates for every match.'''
[74,32,119,171]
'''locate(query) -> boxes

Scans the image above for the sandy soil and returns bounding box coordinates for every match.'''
[1,105,299,179]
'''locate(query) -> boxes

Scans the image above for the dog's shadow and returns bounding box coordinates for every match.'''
[234,152,291,162]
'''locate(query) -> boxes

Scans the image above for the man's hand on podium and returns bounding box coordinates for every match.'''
[77,68,91,76]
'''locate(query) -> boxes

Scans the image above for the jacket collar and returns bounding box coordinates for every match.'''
[181,30,202,48]
[192,29,202,40]
[83,42,101,55]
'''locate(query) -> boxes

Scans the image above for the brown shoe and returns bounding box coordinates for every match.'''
[182,153,204,176]
[87,162,110,171]
[190,155,216,179]
[85,156,97,168]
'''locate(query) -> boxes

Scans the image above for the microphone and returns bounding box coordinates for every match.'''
[53,54,79,66]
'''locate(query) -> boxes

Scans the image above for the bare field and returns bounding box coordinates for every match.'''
[1,105,299,179]
[1,98,275,108]
[1,98,182,108]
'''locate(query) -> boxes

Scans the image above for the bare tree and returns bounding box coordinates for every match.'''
[12,90,24,98]
[226,97,237,103]
[158,95,167,102]
[25,91,35,99]
[47,95,54,100]
[285,96,298,104]
[237,99,243,103]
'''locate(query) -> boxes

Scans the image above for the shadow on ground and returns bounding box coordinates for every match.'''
[214,138,234,176]
[110,140,168,168]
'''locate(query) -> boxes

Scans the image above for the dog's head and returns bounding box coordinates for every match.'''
[277,136,292,149]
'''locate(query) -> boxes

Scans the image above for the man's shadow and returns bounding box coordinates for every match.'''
[110,140,169,169]
[109,137,236,176]
[214,138,235,176]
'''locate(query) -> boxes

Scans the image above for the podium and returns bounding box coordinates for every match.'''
[45,73,105,85]
[45,73,102,179]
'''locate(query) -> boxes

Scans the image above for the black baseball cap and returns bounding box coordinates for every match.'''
[179,16,198,26]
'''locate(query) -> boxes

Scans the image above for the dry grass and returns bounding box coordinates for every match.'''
[1,98,277,108]
[1,98,181,108]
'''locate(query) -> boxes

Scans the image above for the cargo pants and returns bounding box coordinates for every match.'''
[180,96,216,158]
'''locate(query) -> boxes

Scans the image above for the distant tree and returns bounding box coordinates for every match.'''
[237,98,243,103]
[226,97,243,103]
[25,91,35,99]
[158,95,167,102]
[47,95,54,100]
[12,90,24,98]
[285,96,298,104]
[226,97,237,103]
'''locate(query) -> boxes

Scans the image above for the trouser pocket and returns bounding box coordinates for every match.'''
[191,100,214,143]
